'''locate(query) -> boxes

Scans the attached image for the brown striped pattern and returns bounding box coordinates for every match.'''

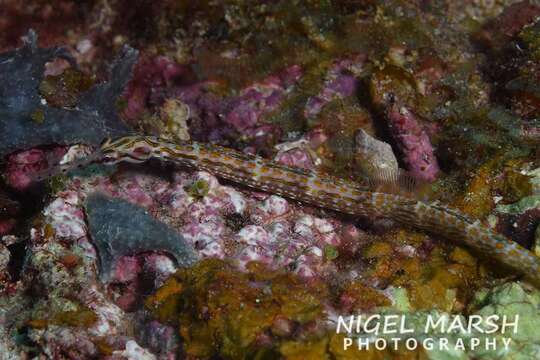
[99,135,540,286]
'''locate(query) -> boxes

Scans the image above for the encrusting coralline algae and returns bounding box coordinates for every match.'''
[1,0,540,358]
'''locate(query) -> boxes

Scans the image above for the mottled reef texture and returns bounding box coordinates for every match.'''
[0,30,135,157]
[1,0,540,359]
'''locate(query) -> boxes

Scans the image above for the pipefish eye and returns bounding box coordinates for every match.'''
[101,152,116,163]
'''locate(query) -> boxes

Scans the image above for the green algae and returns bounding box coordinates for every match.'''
[453,157,501,219]
[264,59,331,136]
[369,64,419,110]
[52,306,98,328]
[27,300,98,330]
[144,243,540,359]
[146,259,328,359]
[496,195,540,215]
[280,338,330,360]
[172,0,350,89]
[30,109,45,124]
[162,0,535,174]
[186,179,210,199]
[43,163,115,195]
[6,1,540,359]
[38,68,95,108]
[326,282,540,360]
[145,243,486,358]
[388,286,413,313]
[340,281,391,311]
[502,160,534,203]
[362,230,483,312]
[466,282,540,359]
[323,244,339,261]
[449,155,538,220]
[520,22,540,61]
[311,98,374,176]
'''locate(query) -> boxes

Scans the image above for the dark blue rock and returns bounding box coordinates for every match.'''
[0,30,136,157]
[85,193,199,281]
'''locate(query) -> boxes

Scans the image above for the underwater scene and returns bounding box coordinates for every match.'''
[0,1,539,359]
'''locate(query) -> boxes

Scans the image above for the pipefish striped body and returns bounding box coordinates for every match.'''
[64,135,540,285]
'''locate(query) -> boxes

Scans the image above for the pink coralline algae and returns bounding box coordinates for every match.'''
[5,146,67,190]
[46,147,361,282]
[169,82,225,142]
[5,140,376,356]
[110,254,178,311]
[124,54,303,149]
[304,54,366,120]
[274,147,315,171]
[183,64,302,149]
[386,104,440,182]
[123,56,190,121]
[7,126,373,356]
[273,137,318,170]
[11,187,177,358]
[225,65,302,132]
[146,168,344,278]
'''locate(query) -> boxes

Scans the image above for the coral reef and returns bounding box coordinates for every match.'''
[1,0,540,358]
[0,31,135,157]
[303,54,365,121]
[384,104,440,182]
[85,193,198,282]
[146,259,329,359]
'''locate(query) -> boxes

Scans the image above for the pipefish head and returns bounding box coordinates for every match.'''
[99,136,158,164]
[29,144,104,183]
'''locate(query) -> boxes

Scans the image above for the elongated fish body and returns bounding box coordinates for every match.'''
[98,135,540,285]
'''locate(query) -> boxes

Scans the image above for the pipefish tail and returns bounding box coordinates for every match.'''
[98,135,540,286]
